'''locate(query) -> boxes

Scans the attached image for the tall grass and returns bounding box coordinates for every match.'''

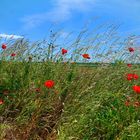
[0,25,140,140]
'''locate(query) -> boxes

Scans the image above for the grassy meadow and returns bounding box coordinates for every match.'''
[0,29,140,140]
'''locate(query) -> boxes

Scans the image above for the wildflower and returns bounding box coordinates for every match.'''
[62,48,68,55]
[134,101,140,107]
[128,47,134,52]
[11,53,16,57]
[126,74,134,81]
[44,80,55,88]
[0,99,4,105]
[82,54,90,59]
[126,74,138,81]
[133,74,139,80]
[125,100,130,106]
[2,44,7,49]
[133,85,140,94]
[127,64,132,67]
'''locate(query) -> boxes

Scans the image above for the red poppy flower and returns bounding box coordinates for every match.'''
[126,74,139,81]
[126,74,134,81]
[11,53,16,57]
[44,80,55,88]
[125,100,130,106]
[62,48,68,55]
[133,85,140,94]
[128,47,134,52]
[82,54,90,59]
[134,101,140,107]
[0,99,4,105]
[2,44,7,49]
[127,64,132,67]
[133,74,139,80]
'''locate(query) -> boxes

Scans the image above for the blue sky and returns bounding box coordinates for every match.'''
[0,0,140,41]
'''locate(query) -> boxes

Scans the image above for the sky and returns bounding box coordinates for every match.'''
[0,0,140,41]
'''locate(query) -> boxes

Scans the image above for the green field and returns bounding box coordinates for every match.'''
[0,60,140,140]
[0,37,140,140]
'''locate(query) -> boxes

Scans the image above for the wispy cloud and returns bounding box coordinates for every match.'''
[21,0,96,29]
[0,34,24,39]
[21,0,140,31]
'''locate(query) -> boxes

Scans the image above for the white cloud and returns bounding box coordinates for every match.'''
[0,34,24,39]
[21,0,140,30]
[51,0,97,21]
[21,0,96,29]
